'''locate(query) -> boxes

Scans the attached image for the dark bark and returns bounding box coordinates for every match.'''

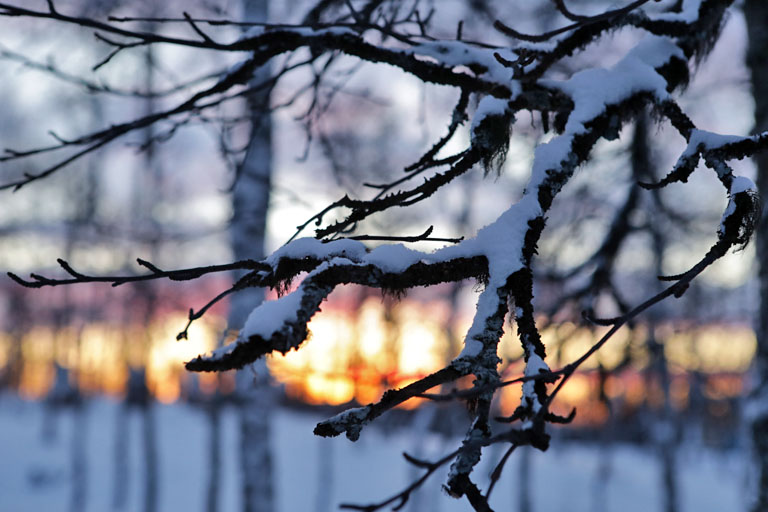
[1,3,764,511]
[745,2,768,510]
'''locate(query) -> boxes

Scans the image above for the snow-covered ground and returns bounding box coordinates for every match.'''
[0,396,750,512]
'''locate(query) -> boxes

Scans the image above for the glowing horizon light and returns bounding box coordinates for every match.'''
[147,313,219,404]
[397,308,447,378]
[7,314,221,401]
[268,296,458,408]
[0,290,759,422]
[357,301,388,364]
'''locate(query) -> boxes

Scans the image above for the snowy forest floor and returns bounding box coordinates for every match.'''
[0,396,751,512]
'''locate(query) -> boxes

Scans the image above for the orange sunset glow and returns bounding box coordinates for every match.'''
[13,314,220,403]
[0,288,757,424]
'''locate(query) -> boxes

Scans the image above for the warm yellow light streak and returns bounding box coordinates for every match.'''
[0,332,11,369]
[146,313,219,403]
[1,293,758,418]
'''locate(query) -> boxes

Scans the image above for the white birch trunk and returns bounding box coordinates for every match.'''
[139,35,160,512]
[230,2,275,511]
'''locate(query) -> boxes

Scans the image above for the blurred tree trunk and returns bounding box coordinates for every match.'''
[314,440,333,512]
[638,112,679,512]
[230,1,275,511]
[113,24,163,512]
[69,397,87,512]
[206,400,223,512]
[406,406,437,512]
[746,2,768,510]
[141,30,160,512]
[142,401,158,512]
[517,445,531,512]
[113,401,129,509]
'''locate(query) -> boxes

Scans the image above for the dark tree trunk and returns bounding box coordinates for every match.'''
[745,2,768,510]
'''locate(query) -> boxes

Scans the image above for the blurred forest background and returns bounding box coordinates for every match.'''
[0,1,762,511]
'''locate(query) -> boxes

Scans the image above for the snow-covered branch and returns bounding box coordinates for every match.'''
[4,0,768,510]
